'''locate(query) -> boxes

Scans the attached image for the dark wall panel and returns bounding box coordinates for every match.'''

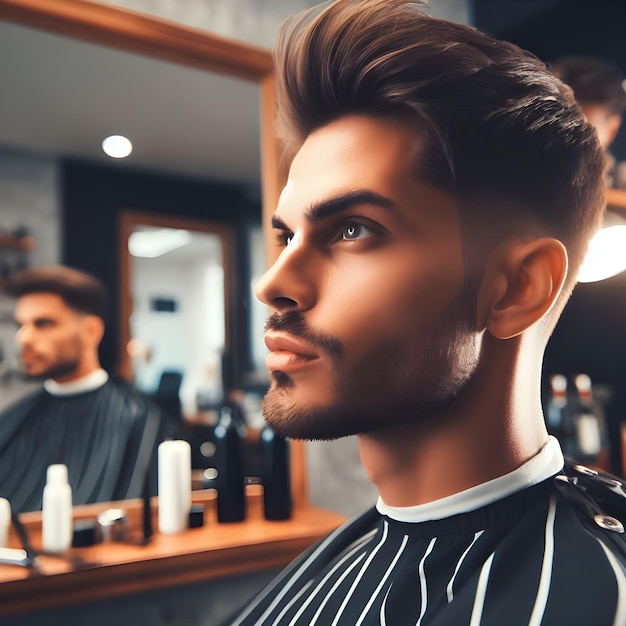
[60,159,260,387]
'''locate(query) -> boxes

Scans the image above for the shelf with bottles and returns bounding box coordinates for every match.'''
[0,228,36,290]
[0,235,36,251]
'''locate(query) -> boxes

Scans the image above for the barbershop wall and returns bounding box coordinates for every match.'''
[103,0,471,48]
[0,148,60,268]
[62,159,260,384]
[0,147,61,409]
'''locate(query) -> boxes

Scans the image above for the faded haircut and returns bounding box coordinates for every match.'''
[273,0,606,307]
[4,265,109,321]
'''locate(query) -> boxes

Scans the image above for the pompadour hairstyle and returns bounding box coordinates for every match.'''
[273,0,606,298]
[4,265,109,320]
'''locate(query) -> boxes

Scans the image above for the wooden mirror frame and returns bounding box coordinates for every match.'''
[0,0,307,505]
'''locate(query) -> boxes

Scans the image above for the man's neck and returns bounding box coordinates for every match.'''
[44,368,109,396]
[359,343,549,507]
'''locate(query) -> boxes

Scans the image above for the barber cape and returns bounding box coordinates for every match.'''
[0,370,164,512]
[228,438,626,626]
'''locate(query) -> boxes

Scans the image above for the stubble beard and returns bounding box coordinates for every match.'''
[262,304,481,441]
[22,337,82,382]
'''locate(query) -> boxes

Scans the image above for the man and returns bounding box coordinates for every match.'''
[551,55,626,187]
[228,1,626,624]
[0,266,166,512]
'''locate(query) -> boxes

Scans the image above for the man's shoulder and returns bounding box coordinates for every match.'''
[552,460,626,563]
[105,377,153,408]
[0,387,44,417]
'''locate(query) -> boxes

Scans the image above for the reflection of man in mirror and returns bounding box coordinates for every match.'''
[228,1,626,624]
[551,55,626,188]
[0,265,166,513]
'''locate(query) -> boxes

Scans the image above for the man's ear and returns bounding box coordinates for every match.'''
[476,237,568,339]
[82,315,105,347]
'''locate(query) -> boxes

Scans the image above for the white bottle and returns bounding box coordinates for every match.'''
[42,464,73,553]
[158,440,191,535]
[0,497,10,548]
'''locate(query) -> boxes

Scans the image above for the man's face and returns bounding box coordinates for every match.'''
[581,104,622,150]
[256,115,482,440]
[14,293,85,381]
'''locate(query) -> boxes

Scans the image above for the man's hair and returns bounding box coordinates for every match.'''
[551,55,626,116]
[274,0,606,304]
[4,265,109,320]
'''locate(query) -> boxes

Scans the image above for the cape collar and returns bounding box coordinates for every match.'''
[376,436,564,523]
[43,368,109,397]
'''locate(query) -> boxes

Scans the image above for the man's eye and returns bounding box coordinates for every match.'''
[342,222,373,241]
[275,231,294,247]
[34,320,54,329]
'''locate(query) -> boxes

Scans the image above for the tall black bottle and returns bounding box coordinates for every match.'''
[214,406,246,522]
[259,425,292,520]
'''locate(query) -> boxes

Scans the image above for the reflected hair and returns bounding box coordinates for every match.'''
[4,265,109,320]
[551,55,626,115]
[273,0,606,302]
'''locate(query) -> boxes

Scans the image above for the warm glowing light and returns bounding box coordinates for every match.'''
[128,228,191,258]
[577,224,626,283]
[102,135,133,158]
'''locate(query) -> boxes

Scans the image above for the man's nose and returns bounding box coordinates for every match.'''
[255,239,317,313]
[15,325,31,346]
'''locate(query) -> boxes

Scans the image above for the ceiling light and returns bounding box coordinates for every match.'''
[129,229,191,258]
[102,134,132,158]
[578,219,626,283]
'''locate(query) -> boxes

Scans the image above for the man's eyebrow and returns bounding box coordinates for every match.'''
[270,190,397,231]
[304,190,397,223]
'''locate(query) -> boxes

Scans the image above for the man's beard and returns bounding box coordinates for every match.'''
[21,339,82,381]
[261,303,481,441]
[37,356,81,381]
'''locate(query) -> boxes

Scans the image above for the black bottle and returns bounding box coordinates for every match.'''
[259,425,292,520]
[214,406,246,522]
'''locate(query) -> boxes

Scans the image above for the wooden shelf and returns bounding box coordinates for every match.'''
[0,486,346,617]
[606,187,626,210]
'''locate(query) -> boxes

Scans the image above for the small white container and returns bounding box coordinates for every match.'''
[42,464,73,553]
[0,498,11,547]
[158,440,192,535]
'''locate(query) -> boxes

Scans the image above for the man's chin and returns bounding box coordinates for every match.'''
[19,366,46,380]
[261,390,378,441]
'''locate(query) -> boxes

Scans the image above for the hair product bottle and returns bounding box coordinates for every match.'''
[572,373,608,467]
[42,464,73,553]
[214,405,246,522]
[0,497,10,548]
[259,425,292,520]
[158,440,192,535]
[546,374,569,448]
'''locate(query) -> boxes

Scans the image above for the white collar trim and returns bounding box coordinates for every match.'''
[376,436,564,523]
[44,368,109,396]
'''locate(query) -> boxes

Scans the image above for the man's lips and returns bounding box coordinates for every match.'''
[20,352,40,365]
[264,332,319,372]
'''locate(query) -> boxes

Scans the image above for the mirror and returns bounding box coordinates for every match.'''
[0,0,307,505]
[122,212,231,420]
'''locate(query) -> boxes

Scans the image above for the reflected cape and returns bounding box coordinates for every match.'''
[0,378,164,512]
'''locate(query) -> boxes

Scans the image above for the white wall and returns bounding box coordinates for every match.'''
[130,239,225,416]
